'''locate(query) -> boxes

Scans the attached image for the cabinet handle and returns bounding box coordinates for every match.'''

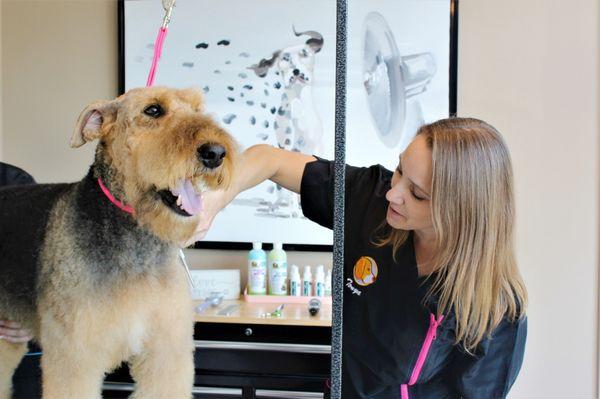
[256,389,323,398]
[102,382,242,396]
[194,340,331,354]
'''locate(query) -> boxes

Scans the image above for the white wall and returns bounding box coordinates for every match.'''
[458,1,599,398]
[1,1,598,398]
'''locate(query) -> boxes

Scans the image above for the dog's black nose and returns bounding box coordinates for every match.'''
[197,143,226,169]
[293,69,300,76]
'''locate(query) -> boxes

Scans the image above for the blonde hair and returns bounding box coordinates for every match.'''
[376,117,527,352]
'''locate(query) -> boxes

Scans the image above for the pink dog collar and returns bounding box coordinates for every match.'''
[97,178,134,215]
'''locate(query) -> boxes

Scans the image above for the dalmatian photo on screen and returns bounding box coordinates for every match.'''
[123,0,452,246]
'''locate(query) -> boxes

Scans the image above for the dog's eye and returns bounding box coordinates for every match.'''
[282,54,290,62]
[301,49,308,57]
[143,104,164,118]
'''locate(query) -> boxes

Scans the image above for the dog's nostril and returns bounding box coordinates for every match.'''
[198,143,226,169]
[293,69,300,76]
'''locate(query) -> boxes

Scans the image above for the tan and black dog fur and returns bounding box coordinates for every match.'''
[0,86,236,399]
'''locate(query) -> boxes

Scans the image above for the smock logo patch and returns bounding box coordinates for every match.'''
[353,256,378,286]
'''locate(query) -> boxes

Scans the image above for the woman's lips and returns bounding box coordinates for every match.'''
[388,205,406,218]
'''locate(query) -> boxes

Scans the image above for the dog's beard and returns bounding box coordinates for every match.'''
[135,191,199,244]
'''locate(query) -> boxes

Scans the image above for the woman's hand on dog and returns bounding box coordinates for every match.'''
[180,189,229,247]
[0,320,32,343]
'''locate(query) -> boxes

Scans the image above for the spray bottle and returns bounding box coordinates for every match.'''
[302,265,313,296]
[315,265,325,297]
[289,265,301,297]
[325,268,332,296]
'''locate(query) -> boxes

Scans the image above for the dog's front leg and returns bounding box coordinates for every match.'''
[40,335,107,399]
[129,272,195,399]
[0,341,28,399]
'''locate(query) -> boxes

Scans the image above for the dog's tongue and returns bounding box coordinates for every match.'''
[172,179,203,216]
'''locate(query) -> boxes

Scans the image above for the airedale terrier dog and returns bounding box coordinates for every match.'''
[0,86,236,399]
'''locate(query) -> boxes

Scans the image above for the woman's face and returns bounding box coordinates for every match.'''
[386,135,433,232]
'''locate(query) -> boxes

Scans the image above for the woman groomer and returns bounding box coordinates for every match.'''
[189,117,528,398]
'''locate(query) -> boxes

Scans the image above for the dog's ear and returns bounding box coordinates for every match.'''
[70,100,118,148]
[248,51,281,78]
[293,26,324,53]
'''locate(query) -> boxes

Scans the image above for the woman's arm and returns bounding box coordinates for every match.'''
[449,317,527,398]
[224,144,316,202]
[182,144,316,246]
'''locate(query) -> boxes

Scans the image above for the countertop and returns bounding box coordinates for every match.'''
[193,299,332,327]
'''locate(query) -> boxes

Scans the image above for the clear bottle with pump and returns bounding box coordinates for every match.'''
[315,265,325,297]
[248,242,267,295]
[289,265,301,297]
[325,268,332,296]
[302,265,313,296]
[268,243,288,295]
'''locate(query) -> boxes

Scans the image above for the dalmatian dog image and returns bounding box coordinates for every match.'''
[249,27,324,216]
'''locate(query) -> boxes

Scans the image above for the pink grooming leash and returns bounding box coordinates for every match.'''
[146,0,175,86]
[96,2,174,214]
[146,26,168,86]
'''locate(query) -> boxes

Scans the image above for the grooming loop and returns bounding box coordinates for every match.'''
[146,0,176,86]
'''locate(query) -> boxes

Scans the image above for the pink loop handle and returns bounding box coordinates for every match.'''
[146,27,168,87]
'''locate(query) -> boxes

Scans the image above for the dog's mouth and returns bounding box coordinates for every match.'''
[156,179,204,218]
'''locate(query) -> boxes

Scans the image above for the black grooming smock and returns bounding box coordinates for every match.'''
[300,158,527,399]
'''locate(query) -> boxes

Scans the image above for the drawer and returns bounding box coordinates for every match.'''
[103,383,325,399]
[194,322,331,345]
[194,340,330,375]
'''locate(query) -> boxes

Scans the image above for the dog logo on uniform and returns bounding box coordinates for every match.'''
[353,256,378,286]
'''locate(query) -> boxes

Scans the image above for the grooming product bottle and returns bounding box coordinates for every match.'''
[289,265,301,297]
[248,242,267,295]
[325,268,332,296]
[302,265,313,296]
[268,242,288,295]
[315,265,325,297]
